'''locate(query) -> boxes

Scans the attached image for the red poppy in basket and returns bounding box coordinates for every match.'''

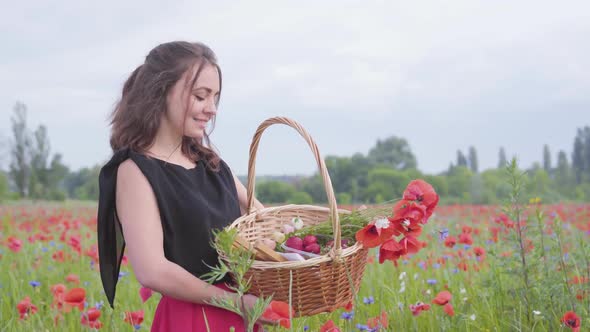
[355,218,396,248]
[403,179,439,218]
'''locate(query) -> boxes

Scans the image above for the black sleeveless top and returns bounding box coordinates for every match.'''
[97,147,241,308]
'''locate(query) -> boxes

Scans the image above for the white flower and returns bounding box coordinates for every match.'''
[399,285,405,293]
[425,289,431,295]
[291,217,304,230]
[271,231,285,243]
[460,288,466,294]
[470,314,476,321]
[413,273,419,280]
[402,219,411,227]
[533,310,541,316]
[399,272,407,280]
[374,218,390,229]
[463,297,468,302]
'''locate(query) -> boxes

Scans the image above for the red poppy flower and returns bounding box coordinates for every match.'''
[355,221,395,248]
[443,303,455,316]
[391,200,428,225]
[561,311,580,332]
[458,233,473,245]
[16,296,38,320]
[320,319,341,332]
[367,311,388,329]
[403,179,439,217]
[124,310,145,326]
[52,250,66,262]
[261,301,293,328]
[444,236,457,248]
[399,236,424,254]
[81,308,102,329]
[409,302,431,316]
[432,291,452,305]
[66,274,80,284]
[64,288,86,311]
[7,236,23,253]
[474,247,486,258]
[379,239,406,264]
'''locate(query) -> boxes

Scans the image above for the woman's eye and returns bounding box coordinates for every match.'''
[194,95,205,101]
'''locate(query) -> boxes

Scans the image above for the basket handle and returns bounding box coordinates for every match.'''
[245,117,343,255]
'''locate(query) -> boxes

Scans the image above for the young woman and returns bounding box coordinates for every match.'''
[97,41,271,331]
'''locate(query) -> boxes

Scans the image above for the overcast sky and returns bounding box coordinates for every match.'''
[1,1,589,176]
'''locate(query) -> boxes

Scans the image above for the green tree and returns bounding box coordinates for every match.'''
[363,167,410,203]
[555,150,572,197]
[468,146,478,173]
[498,147,507,169]
[456,150,468,168]
[542,144,551,174]
[29,125,51,199]
[367,136,417,170]
[572,128,584,184]
[0,171,9,201]
[256,180,296,204]
[9,102,32,198]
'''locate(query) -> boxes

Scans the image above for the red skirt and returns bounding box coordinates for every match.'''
[151,283,262,332]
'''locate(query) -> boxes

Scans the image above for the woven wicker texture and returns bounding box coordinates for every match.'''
[225,117,369,317]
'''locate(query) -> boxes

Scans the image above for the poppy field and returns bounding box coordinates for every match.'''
[1,199,589,331]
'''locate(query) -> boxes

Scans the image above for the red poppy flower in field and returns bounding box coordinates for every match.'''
[124,310,145,326]
[320,319,341,332]
[16,296,38,320]
[474,247,486,258]
[403,179,439,217]
[64,288,86,311]
[81,308,103,329]
[561,311,580,332]
[458,233,473,245]
[261,301,293,328]
[52,250,66,262]
[367,311,388,329]
[444,236,457,248]
[443,303,455,316]
[379,239,406,264]
[8,236,23,252]
[432,291,452,305]
[409,302,431,316]
[66,274,80,284]
[51,284,67,309]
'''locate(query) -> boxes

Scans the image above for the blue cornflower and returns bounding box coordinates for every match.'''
[119,271,128,278]
[438,228,449,241]
[303,326,309,331]
[341,311,354,320]
[49,241,56,247]
[463,244,471,250]
[363,296,374,304]
[29,280,41,288]
[95,301,104,310]
[41,247,48,253]
[452,268,459,274]
[417,261,426,270]
[432,263,441,269]
[134,324,141,330]
[427,279,437,285]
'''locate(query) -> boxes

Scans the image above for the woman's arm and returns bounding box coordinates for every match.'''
[231,171,264,214]
[116,159,238,305]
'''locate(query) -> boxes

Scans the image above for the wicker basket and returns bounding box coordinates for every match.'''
[224,117,369,317]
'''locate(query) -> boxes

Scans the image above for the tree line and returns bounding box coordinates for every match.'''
[1,102,589,204]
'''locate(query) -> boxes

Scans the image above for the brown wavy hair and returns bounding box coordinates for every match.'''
[110,41,222,170]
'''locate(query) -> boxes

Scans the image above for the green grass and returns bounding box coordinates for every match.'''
[1,202,589,331]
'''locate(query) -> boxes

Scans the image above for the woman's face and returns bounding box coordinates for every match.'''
[165,63,220,140]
